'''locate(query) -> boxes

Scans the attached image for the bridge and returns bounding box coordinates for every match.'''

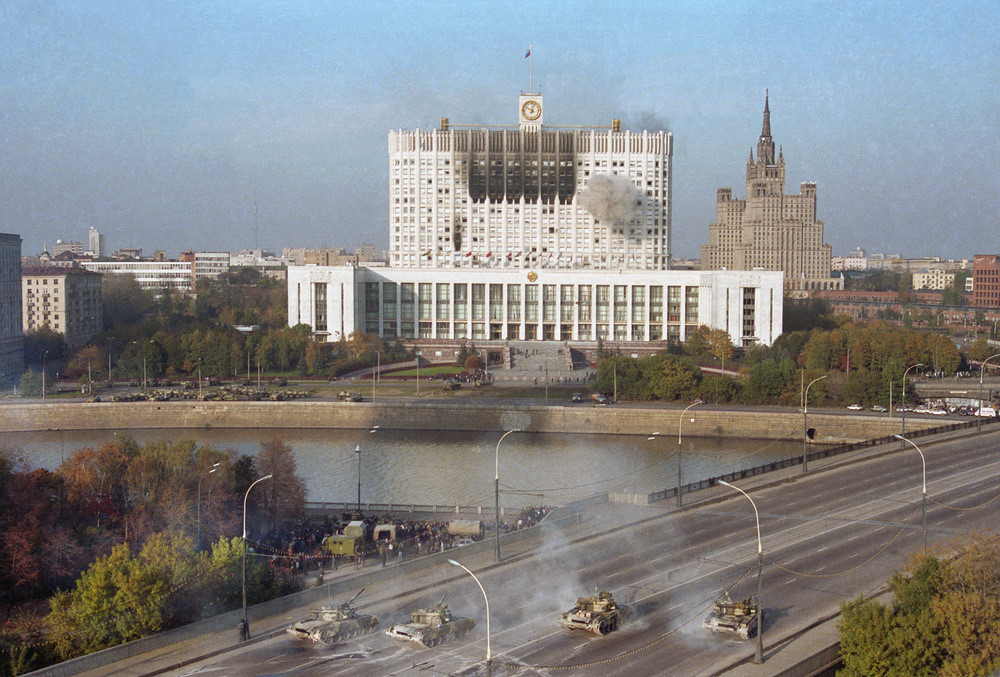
[35,424,1000,677]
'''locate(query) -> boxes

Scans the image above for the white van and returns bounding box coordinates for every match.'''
[976,406,997,417]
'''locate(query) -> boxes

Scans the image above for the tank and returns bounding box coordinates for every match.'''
[558,590,630,635]
[701,597,760,640]
[286,589,379,645]
[385,601,476,647]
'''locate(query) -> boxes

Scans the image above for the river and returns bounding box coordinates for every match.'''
[2,428,808,510]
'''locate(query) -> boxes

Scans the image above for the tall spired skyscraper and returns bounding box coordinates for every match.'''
[701,94,841,293]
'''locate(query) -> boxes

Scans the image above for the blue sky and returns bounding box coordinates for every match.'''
[2,1,998,259]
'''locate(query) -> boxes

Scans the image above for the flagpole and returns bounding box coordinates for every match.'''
[527,43,533,93]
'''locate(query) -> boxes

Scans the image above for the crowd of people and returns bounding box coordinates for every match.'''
[246,506,553,575]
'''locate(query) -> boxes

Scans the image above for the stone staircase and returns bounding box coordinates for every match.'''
[493,341,593,386]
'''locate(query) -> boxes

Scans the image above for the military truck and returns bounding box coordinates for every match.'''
[286,589,379,644]
[702,596,760,640]
[385,602,476,647]
[559,590,630,635]
[323,535,357,558]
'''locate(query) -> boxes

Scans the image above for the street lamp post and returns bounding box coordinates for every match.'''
[802,375,828,474]
[494,429,521,563]
[676,400,702,507]
[196,463,220,550]
[448,559,491,676]
[415,351,420,397]
[355,444,362,512]
[894,435,928,550]
[900,363,925,448]
[718,480,764,664]
[42,349,49,402]
[241,474,273,639]
[977,353,1000,433]
[355,427,379,515]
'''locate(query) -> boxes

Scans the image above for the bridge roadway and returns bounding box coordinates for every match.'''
[86,428,1000,677]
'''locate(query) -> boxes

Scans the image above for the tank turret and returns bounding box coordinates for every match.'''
[558,590,630,635]
[286,589,379,644]
[702,596,761,640]
[385,601,476,647]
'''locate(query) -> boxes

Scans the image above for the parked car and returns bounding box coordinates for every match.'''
[571,393,583,402]
[847,404,863,411]
[871,405,888,412]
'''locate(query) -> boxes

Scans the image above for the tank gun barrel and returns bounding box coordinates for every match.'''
[347,588,365,606]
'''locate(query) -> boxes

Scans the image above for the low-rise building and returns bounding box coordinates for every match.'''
[80,259,195,293]
[912,269,956,291]
[288,265,783,348]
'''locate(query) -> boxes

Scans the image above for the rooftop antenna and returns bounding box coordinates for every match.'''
[253,196,259,251]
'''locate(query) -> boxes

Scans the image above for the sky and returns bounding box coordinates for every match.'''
[2,1,999,260]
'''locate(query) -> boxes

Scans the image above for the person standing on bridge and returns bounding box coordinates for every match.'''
[238,617,249,642]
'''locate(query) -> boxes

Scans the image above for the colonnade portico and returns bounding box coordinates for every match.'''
[288,265,784,348]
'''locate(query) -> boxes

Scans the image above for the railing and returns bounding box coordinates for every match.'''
[637,417,991,505]
[305,502,505,517]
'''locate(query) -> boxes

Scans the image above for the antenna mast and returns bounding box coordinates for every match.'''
[253,197,259,251]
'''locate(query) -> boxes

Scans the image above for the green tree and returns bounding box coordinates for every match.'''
[740,356,796,404]
[46,532,202,659]
[697,374,740,404]
[23,328,67,366]
[256,440,306,532]
[838,536,1000,677]
[644,353,701,401]
[966,338,995,364]
[19,371,41,398]
[101,274,154,331]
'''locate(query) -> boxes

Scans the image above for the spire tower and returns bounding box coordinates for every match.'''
[756,91,775,166]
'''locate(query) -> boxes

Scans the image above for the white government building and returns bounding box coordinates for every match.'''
[289,93,783,349]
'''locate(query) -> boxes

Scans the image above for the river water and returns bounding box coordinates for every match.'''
[3,428,807,510]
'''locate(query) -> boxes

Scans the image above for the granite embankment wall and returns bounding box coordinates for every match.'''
[0,401,942,443]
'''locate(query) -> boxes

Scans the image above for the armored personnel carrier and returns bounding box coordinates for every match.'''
[702,597,760,640]
[385,602,476,647]
[558,590,630,635]
[286,590,379,644]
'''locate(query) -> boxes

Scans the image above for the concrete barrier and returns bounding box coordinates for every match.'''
[0,401,955,442]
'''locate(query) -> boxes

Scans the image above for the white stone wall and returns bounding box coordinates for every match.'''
[288,265,783,347]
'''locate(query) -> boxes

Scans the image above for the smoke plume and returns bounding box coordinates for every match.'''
[578,173,644,234]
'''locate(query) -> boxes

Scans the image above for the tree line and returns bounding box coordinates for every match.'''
[0,436,307,673]
[592,322,966,408]
[22,269,408,389]
[838,534,1000,676]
